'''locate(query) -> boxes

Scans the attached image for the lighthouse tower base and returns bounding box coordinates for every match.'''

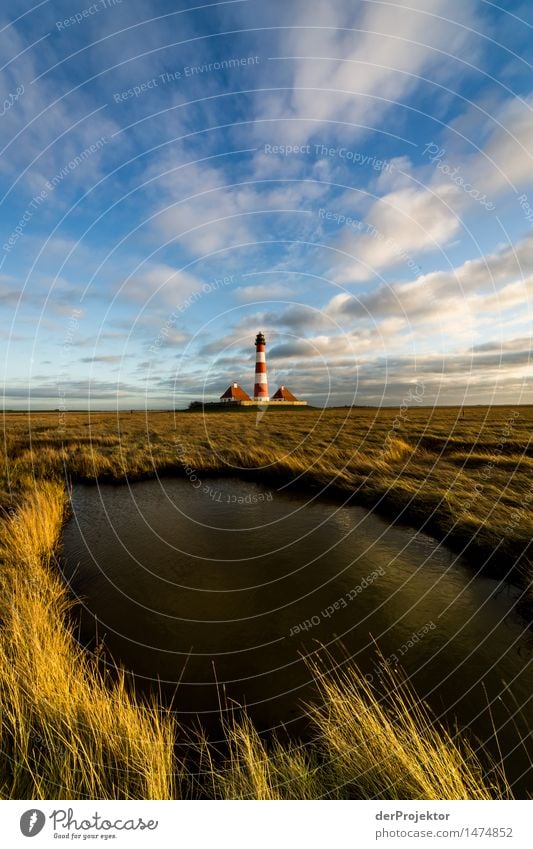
[232,399,308,406]
[188,399,309,410]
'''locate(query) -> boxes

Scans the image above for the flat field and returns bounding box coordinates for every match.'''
[2,405,531,593]
[0,405,530,799]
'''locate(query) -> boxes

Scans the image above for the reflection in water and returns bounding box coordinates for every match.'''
[61,477,533,794]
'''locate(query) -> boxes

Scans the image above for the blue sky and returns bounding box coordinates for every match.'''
[1,0,532,408]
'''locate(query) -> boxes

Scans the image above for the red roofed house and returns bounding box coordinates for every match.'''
[220,382,251,402]
[271,385,299,402]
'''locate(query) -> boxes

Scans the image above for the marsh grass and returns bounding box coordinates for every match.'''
[0,483,177,799]
[0,484,514,800]
[305,656,509,800]
[3,407,530,596]
[0,406,529,799]
[190,652,510,800]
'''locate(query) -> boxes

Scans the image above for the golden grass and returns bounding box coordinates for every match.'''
[305,657,507,800]
[2,406,531,598]
[0,406,528,799]
[0,484,512,800]
[193,654,509,800]
[0,482,177,799]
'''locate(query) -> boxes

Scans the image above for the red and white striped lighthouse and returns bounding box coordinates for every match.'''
[253,331,269,401]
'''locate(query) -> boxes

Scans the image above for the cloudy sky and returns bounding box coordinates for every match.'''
[1,0,532,408]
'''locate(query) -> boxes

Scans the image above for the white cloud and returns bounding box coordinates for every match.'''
[0,23,117,196]
[147,150,330,257]
[335,183,461,282]
[233,282,295,302]
[322,233,533,362]
[118,263,202,305]
[79,354,131,364]
[253,0,479,145]
[447,95,533,199]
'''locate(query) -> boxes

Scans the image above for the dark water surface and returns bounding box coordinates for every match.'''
[61,477,532,794]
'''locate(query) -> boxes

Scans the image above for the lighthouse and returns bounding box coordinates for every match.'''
[197,329,307,408]
[253,331,269,401]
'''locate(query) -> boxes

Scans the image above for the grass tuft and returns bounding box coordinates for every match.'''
[0,482,177,800]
